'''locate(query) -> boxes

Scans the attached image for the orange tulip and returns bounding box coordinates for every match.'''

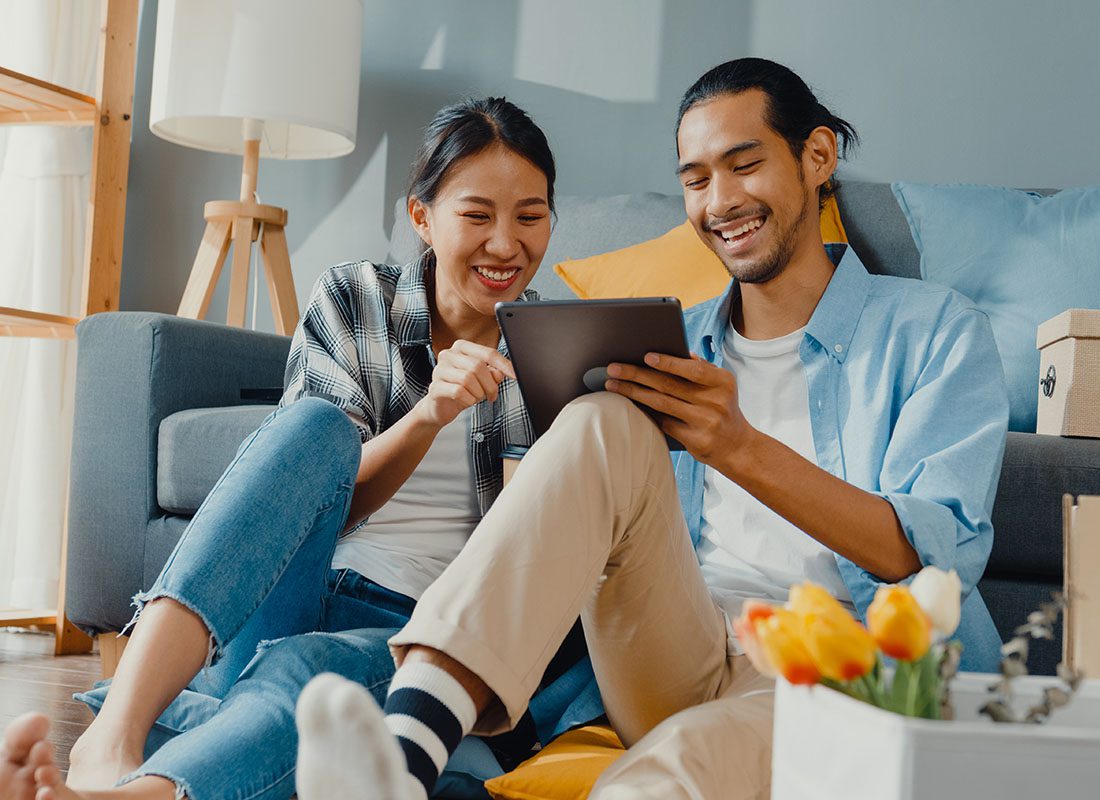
[754,609,821,685]
[866,585,932,661]
[732,600,778,678]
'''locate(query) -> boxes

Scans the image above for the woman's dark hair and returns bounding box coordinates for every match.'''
[407,97,555,259]
[675,58,858,207]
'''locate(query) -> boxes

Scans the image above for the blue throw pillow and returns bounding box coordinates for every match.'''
[75,683,501,798]
[891,182,1100,432]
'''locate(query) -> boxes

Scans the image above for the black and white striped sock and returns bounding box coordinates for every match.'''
[383,662,478,799]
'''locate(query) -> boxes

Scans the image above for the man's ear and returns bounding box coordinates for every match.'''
[803,126,838,196]
[408,196,432,249]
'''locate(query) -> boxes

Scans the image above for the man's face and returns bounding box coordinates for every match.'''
[676,89,815,284]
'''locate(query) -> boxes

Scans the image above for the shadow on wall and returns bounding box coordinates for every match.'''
[119,0,753,332]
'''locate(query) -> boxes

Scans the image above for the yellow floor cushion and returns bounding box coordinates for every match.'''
[554,195,848,308]
[483,724,626,800]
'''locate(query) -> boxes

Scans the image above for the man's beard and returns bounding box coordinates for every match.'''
[719,192,810,285]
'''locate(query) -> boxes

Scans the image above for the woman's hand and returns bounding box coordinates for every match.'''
[415,340,516,428]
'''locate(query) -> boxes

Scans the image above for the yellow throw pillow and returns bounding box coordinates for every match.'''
[554,195,848,308]
[483,724,626,800]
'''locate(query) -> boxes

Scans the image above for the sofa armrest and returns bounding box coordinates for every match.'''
[66,312,291,634]
[988,432,1100,581]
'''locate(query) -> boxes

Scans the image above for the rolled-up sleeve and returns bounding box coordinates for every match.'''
[874,307,1009,595]
[281,271,379,442]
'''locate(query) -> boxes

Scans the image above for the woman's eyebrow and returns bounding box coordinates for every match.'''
[456,195,547,208]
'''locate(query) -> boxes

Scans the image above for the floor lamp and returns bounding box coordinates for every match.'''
[148,0,362,335]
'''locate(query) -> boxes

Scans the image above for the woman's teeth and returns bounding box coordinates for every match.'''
[720,218,764,241]
[475,266,519,281]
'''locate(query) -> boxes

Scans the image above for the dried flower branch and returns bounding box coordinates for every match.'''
[979,593,1085,724]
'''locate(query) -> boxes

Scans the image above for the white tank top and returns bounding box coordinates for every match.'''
[331,406,480,600]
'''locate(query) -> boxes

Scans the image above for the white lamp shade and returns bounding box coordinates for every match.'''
[149,0,362,160]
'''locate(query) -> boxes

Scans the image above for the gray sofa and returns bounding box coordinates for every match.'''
[67,181,1100,675]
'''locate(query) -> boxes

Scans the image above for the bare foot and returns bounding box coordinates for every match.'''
[64,725,142,792]
[0,713,53,800]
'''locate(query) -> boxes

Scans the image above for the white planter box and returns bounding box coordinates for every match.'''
[772,672,1100,799]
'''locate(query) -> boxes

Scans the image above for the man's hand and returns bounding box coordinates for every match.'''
[415,340,515,428]
[605,352,754,469]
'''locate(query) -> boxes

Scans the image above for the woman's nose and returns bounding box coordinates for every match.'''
[484,223,521,259]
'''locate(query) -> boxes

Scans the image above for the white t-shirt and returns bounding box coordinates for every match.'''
[698,325,854,642]
[331,406,480,600]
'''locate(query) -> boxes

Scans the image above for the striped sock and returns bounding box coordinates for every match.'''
[384,662,478,799]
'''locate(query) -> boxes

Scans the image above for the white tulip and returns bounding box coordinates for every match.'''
[910,566,962,639]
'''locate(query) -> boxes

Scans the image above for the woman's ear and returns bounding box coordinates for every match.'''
[408,196,432,249]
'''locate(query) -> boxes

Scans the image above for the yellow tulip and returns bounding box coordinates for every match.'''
[755,609,821,685]
[787,583,877,681]
[732,600,779,678]
[801,609,878,682]
[788,583,852,622]
[866,585,932,661]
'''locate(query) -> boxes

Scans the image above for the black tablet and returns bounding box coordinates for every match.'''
[496,297,691,449]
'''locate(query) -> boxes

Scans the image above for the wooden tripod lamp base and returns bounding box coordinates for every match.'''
[177,139,300,336]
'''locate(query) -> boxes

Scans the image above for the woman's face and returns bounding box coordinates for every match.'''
[409,143,552,322]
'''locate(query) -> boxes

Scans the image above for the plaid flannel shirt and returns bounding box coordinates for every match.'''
[281,254,538,516]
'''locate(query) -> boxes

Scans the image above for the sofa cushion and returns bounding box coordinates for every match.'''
[157,405,273,514]
[988,432,1100,580]
[891,182,1099,433]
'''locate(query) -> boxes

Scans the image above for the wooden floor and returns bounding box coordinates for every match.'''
[0,629,100,776]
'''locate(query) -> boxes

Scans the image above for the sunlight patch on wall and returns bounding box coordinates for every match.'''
[291,134,390,302]
[420,26,446,70]
[513,0,663,102]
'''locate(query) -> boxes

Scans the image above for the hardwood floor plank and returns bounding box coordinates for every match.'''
[1,630,100,777]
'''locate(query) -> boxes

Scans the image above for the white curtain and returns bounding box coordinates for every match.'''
[0,1,99,609]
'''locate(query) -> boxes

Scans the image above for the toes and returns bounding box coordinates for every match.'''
[329,679,384,730]
[297,673,348,735]
[34,762,62,789]
[28,741,54,770]
[2,713,50,762]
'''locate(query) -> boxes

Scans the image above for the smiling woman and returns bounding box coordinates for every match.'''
[0,97,584,800]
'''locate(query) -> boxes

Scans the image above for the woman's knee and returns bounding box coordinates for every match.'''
[263,398,361,481]
[240,630,396,699]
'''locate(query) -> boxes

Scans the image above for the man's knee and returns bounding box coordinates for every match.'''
[559,391,661,442]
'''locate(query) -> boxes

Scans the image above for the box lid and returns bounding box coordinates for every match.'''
[1036,308,1100,349]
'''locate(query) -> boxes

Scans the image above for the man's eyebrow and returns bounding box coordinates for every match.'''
[675,140,764,176]
[457,195,548,208]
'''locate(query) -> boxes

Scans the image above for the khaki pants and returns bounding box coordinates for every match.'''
[390,393,774,799]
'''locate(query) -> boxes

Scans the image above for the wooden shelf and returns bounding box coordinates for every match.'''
[0,66,96,126]
[0,307,79,339]
[0,608,57,628]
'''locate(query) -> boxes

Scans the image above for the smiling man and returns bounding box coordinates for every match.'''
[286,58,1010,800]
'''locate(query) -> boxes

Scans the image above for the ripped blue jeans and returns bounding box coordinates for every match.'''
[79,398,500,799]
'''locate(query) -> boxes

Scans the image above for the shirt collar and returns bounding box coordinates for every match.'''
[700,243,870,364]
[391,253,433,347]
[803,243,871,363]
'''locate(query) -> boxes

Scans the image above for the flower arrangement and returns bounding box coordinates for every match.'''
[734,566,964,720]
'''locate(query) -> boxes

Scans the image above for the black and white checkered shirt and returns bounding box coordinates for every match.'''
[281,254,537,515]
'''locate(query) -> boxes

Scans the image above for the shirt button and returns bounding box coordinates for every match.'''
[834,343,844,353]
[473,432,485,443]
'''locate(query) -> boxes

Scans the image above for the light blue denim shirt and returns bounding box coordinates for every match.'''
[674,244,1010,672]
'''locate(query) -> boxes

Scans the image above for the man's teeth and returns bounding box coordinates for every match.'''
[475,267,519,281]
[720,218,764,240]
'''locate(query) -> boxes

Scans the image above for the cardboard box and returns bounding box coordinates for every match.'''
[1065,495,1100,676]
[1036,309,1100,437]
[772,674,1100,799]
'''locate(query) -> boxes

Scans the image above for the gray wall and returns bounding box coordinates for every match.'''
[120,0,1100,333]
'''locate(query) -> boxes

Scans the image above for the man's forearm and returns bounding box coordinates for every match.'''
[722,428,922,583]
